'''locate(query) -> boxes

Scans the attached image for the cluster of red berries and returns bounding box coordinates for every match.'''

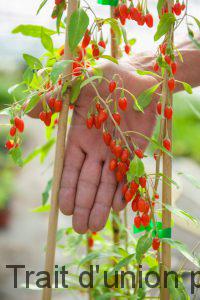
[172,1,186,15]
[39,98,62,127]
[156,102,172,152]
[81,30,106,61]
[5,117,25,150]
[114,2,154,28]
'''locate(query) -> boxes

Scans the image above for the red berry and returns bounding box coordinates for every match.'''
[141,214,150,227]
[5,140,14,150]
[154,193,159,199]
[94,115,101,129]
[157,102,162,115]
[125,44,131,55]
[144,202,150,214]
[165,55,171,65]
[153,63,159,72]
[54,100,63,112]
[109,80,117,93]
[117,161,127,175]
[171,62,177,75]
[98,40,106,49]
[173,2,182,15]
[168,78,175,92]
[49,97,56,109]
[116,171,123,182]
[130,7,140,21]
[114,144,122,158]
[82,30,91,48]
[139,176,147,188]
[164,106,173,120]
[130,181,139,192]
[131,200,138,212]
[119,4,128,19]
[160,43,167,55]
[134,216,141,228]
[109,159,117,171]
[99,110,108,123]
[122,184,128,196]
[92,46,100,59]
[86,115,94,129]
[181,3,186,10]
[125,189,133,203]
[135,148,144,159]
[88,237,94,248]
[112,112,121,125]
[163,138,171,151]
[145,13,154,28]
[55,0,63,5]
[10,126,16,137]
[118,97,127,111]
[138,198,146,213]
[103,132,111,146]
[39,111,46,122]
[152,237,160,250]
[121,148,129,162]
[14,117,24,133]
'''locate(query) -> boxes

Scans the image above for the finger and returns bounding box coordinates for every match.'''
[112,181,127,212]
[73,157,102,234]
[59,143,85,216]
[89,160,117,232]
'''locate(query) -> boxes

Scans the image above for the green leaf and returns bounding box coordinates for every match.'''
[41,28,54,53]
[9,148,23,167]
[168,274,190,300]
[70,78,83,103]
[42,179,52,205]
[108,254,135,277]
[8,83,24,95]
[79,251,100,266]
[68,8,89,52]
[104,18,122,44]
[80,76,103,89]
[0,107,12,117]
[180,81,193,94]
[100,55,118,64]
[136,69,161,78]
[23,68,33,85]
[56,228,66,242]
[128,38,136,46]
[23,54,43,70]
[162,238,200,267]
[12,25,56,38]
[31,204,51,213]
[157,0,165,15]
[127,156,145,182]
[24,93,40,113]
[164,204,200,227]
[192,16,200,29]
[136,232,153,263]
[50,60,72,84]
[37,0,49,15]
[154,13,176,41]
[135,83,161,110]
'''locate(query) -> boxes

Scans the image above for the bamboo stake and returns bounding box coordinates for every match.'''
[160,1,174,299]
[42,1,78,299]
[110,6,120,248]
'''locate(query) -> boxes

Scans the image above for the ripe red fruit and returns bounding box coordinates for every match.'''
[112,112,121,125]
[152,237,160,250]
[103,132,111,146]
[125,44,131,55]
[154,193,159,199]
[157,102,162,115]
[139,176,147,188]
[39,111,46,122]
[181,3,186,10]
[130,180,139,191]
[135,148,144,159]
[55,0,63,5]
[138,198,146,213]
[131,200,138,212]
[141,214,150,227]
[130,7,140,21]
[171,62,177,75]
[88,237,94,248]
[14,117,24,133]
[117,161,127,175]
[159,43,167,55]
[118,97,127,111]
[122,184,128,196]
[125,189,133,203]
[5,140,14,150]
[163,138,171,151]
[173,2,182,15]
[121,148,129,162]
[54,100,63,112]
[119,4,128,18]
[168,78,175,92]
[49,97,56,109]
[134,216,141,229]
[92,46,100,59]
[165,55,171,65]
[82,30,91,48]
[145,13,154,28]
[98,40,106,49]
[10,126,16,137]
[86,115,94,129]
[164,106,173,120]
[99,110,108,123]
[109,159,117,171]
[144,202,150,214]
[114,144,122,158]
[94,115,101,129]
[153,63,159,72]
[116,171,123,182]
[109,80,117,93]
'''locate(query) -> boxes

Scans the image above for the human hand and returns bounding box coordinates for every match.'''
[59,62,158,234]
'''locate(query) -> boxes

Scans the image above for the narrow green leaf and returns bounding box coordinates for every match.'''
[23,68,33,85]
[24,93,40,113]
[108,254,135,277]
[135,83,161,110]
[50,60,72,84]
[157,0,165,15]
[70,78,83,103]
[154,13,176,41]
[31,204,51,213]
[9,148,23,167]
[136,232,153,264]
[100,55,118,64]
[42,179,52,205]
[68,8,89,52]
[180,81,193,94]
[12,24,56,38]
[168,275,189,300]
[136,69,161,78]
[104,18,122,44]
[37,0,49,15]
[80,76,103,89]
[23,54,43,70]
[192,16,200,29]
[41,28,54,53]
[165,204,200,227]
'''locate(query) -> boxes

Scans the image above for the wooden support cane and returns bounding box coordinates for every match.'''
[160,1,174,299]
[42,1,78,299]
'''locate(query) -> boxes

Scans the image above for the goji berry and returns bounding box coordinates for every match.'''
[118,97,127,111]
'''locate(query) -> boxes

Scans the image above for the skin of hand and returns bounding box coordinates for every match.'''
[57,62,159,234]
